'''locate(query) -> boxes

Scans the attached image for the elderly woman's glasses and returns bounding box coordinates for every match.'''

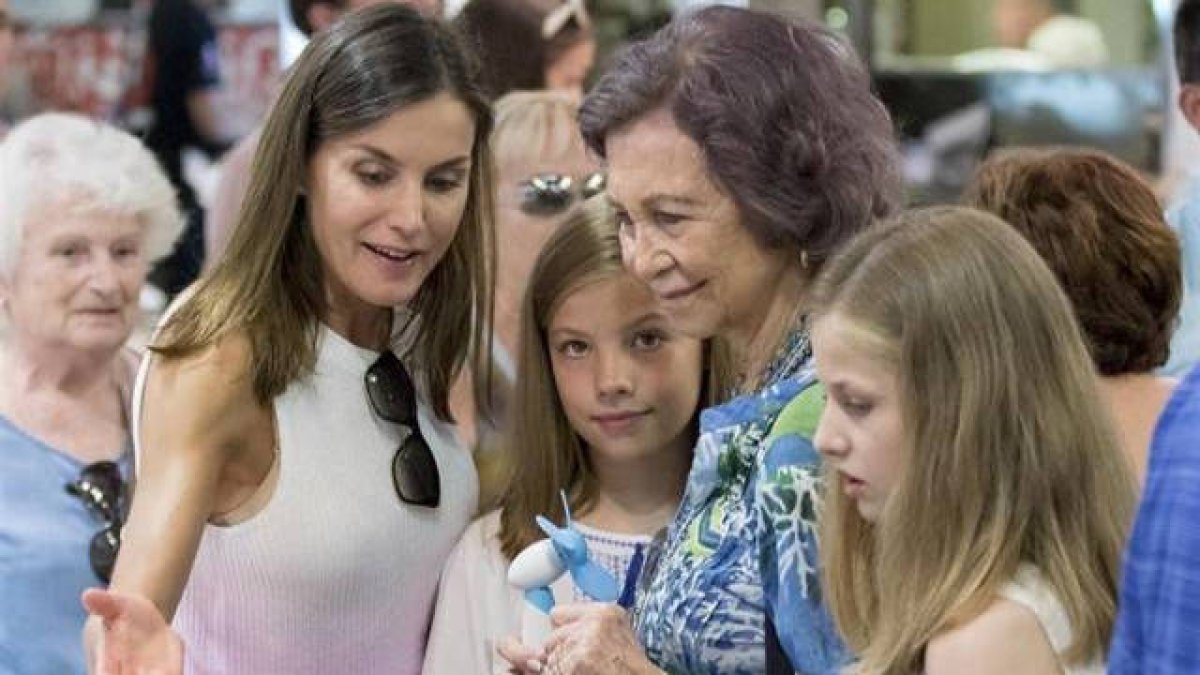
[365,351,440,508]
[519,172,606,217]
[65,461,128,584]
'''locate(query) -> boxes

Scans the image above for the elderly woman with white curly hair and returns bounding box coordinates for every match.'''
[0,112,182,675]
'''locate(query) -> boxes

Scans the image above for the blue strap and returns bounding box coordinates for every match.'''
[617,543,645,609]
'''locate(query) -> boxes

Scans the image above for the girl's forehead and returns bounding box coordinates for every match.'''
[549,273,659,327]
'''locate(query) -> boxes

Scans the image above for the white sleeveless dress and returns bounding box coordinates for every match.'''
[132,323,477,674]
[997,564,1106,675]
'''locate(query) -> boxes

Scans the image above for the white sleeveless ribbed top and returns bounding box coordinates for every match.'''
[131,323,478,675]
[997,565,1106,675]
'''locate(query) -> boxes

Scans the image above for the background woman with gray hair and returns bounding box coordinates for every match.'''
[0,112,183,675]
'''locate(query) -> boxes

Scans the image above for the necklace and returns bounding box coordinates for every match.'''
[731,314,811,397]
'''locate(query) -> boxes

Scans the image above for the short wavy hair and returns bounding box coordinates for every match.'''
[579,6,902,268]
[0,112,184,276]
[964,147,1182,375]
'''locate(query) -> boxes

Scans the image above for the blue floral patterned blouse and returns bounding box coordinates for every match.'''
[632,329,849,675]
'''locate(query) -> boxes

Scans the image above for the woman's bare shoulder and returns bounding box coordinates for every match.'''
[143,331,268,458]
[926,597,1063,675]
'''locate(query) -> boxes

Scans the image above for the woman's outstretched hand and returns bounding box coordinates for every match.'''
[82,588,183,675]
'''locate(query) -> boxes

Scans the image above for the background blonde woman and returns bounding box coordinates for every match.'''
[490,91,599,381]
[468,90,599,465]
[810,206,1136,674]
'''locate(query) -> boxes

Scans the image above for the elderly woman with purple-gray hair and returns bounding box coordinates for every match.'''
[499,6,903,675]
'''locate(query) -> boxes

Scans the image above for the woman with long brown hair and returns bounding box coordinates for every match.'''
[82,6,495,673]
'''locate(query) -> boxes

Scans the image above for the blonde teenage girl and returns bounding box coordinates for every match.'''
[809,206,1136,675]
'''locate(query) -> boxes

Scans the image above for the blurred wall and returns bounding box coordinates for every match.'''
[906,0,1153,64]
[747,0,820,19]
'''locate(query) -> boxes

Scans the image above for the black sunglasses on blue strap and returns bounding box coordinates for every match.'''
[65,461,127,583]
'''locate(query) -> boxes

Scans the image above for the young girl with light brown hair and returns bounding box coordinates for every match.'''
[809,206,1136,675]
[424,197,722,673]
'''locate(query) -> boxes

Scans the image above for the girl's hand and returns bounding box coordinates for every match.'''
[496,635,547,674]
[82,588,183,675]
[541,603,663,675]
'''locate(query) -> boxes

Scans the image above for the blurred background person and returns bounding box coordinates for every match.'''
[965,147,1182,486]
[992,0,1108,67]
[1164,0,1200,377]
[0,112,182,675]
[0,0,14,136]
[471,91,599,486]
[954,0,1109,71]
[454,0,595,100]
[490,91,598,390]
[1109,354,1200,673]
[144,0,235,299]
[278,0,444,67]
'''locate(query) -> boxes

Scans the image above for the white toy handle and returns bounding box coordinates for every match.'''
[521,610,553,650]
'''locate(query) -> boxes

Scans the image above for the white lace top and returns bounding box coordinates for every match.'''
[423,510,653,675]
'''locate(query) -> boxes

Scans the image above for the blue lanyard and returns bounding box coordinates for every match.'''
[617,543,646,609]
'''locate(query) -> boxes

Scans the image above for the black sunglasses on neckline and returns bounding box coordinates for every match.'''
[65,460,127,584]
[365,351,440,508]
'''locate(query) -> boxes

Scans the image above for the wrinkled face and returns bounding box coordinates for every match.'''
[1,205,149,355]
[545,37,596,100]
[306,91,474,320]
[548,273,703,466]
[811,314,907,523]
[605,107,791,341]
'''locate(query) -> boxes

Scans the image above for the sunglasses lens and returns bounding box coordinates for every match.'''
[366,353,418,426]
[90,528,119,584]
[520,175,575,216]
[581,172,607,199]
[392,436,440,508]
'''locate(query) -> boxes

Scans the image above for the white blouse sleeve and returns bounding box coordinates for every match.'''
[423,511,521,675]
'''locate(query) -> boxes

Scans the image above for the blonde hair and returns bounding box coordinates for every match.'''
[491,90,587,171]
[810,206,1136,673]
[496,196,726,559]
[150,6,495,420]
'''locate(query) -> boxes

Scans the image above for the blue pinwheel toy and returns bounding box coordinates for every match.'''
[507,492,619,646]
